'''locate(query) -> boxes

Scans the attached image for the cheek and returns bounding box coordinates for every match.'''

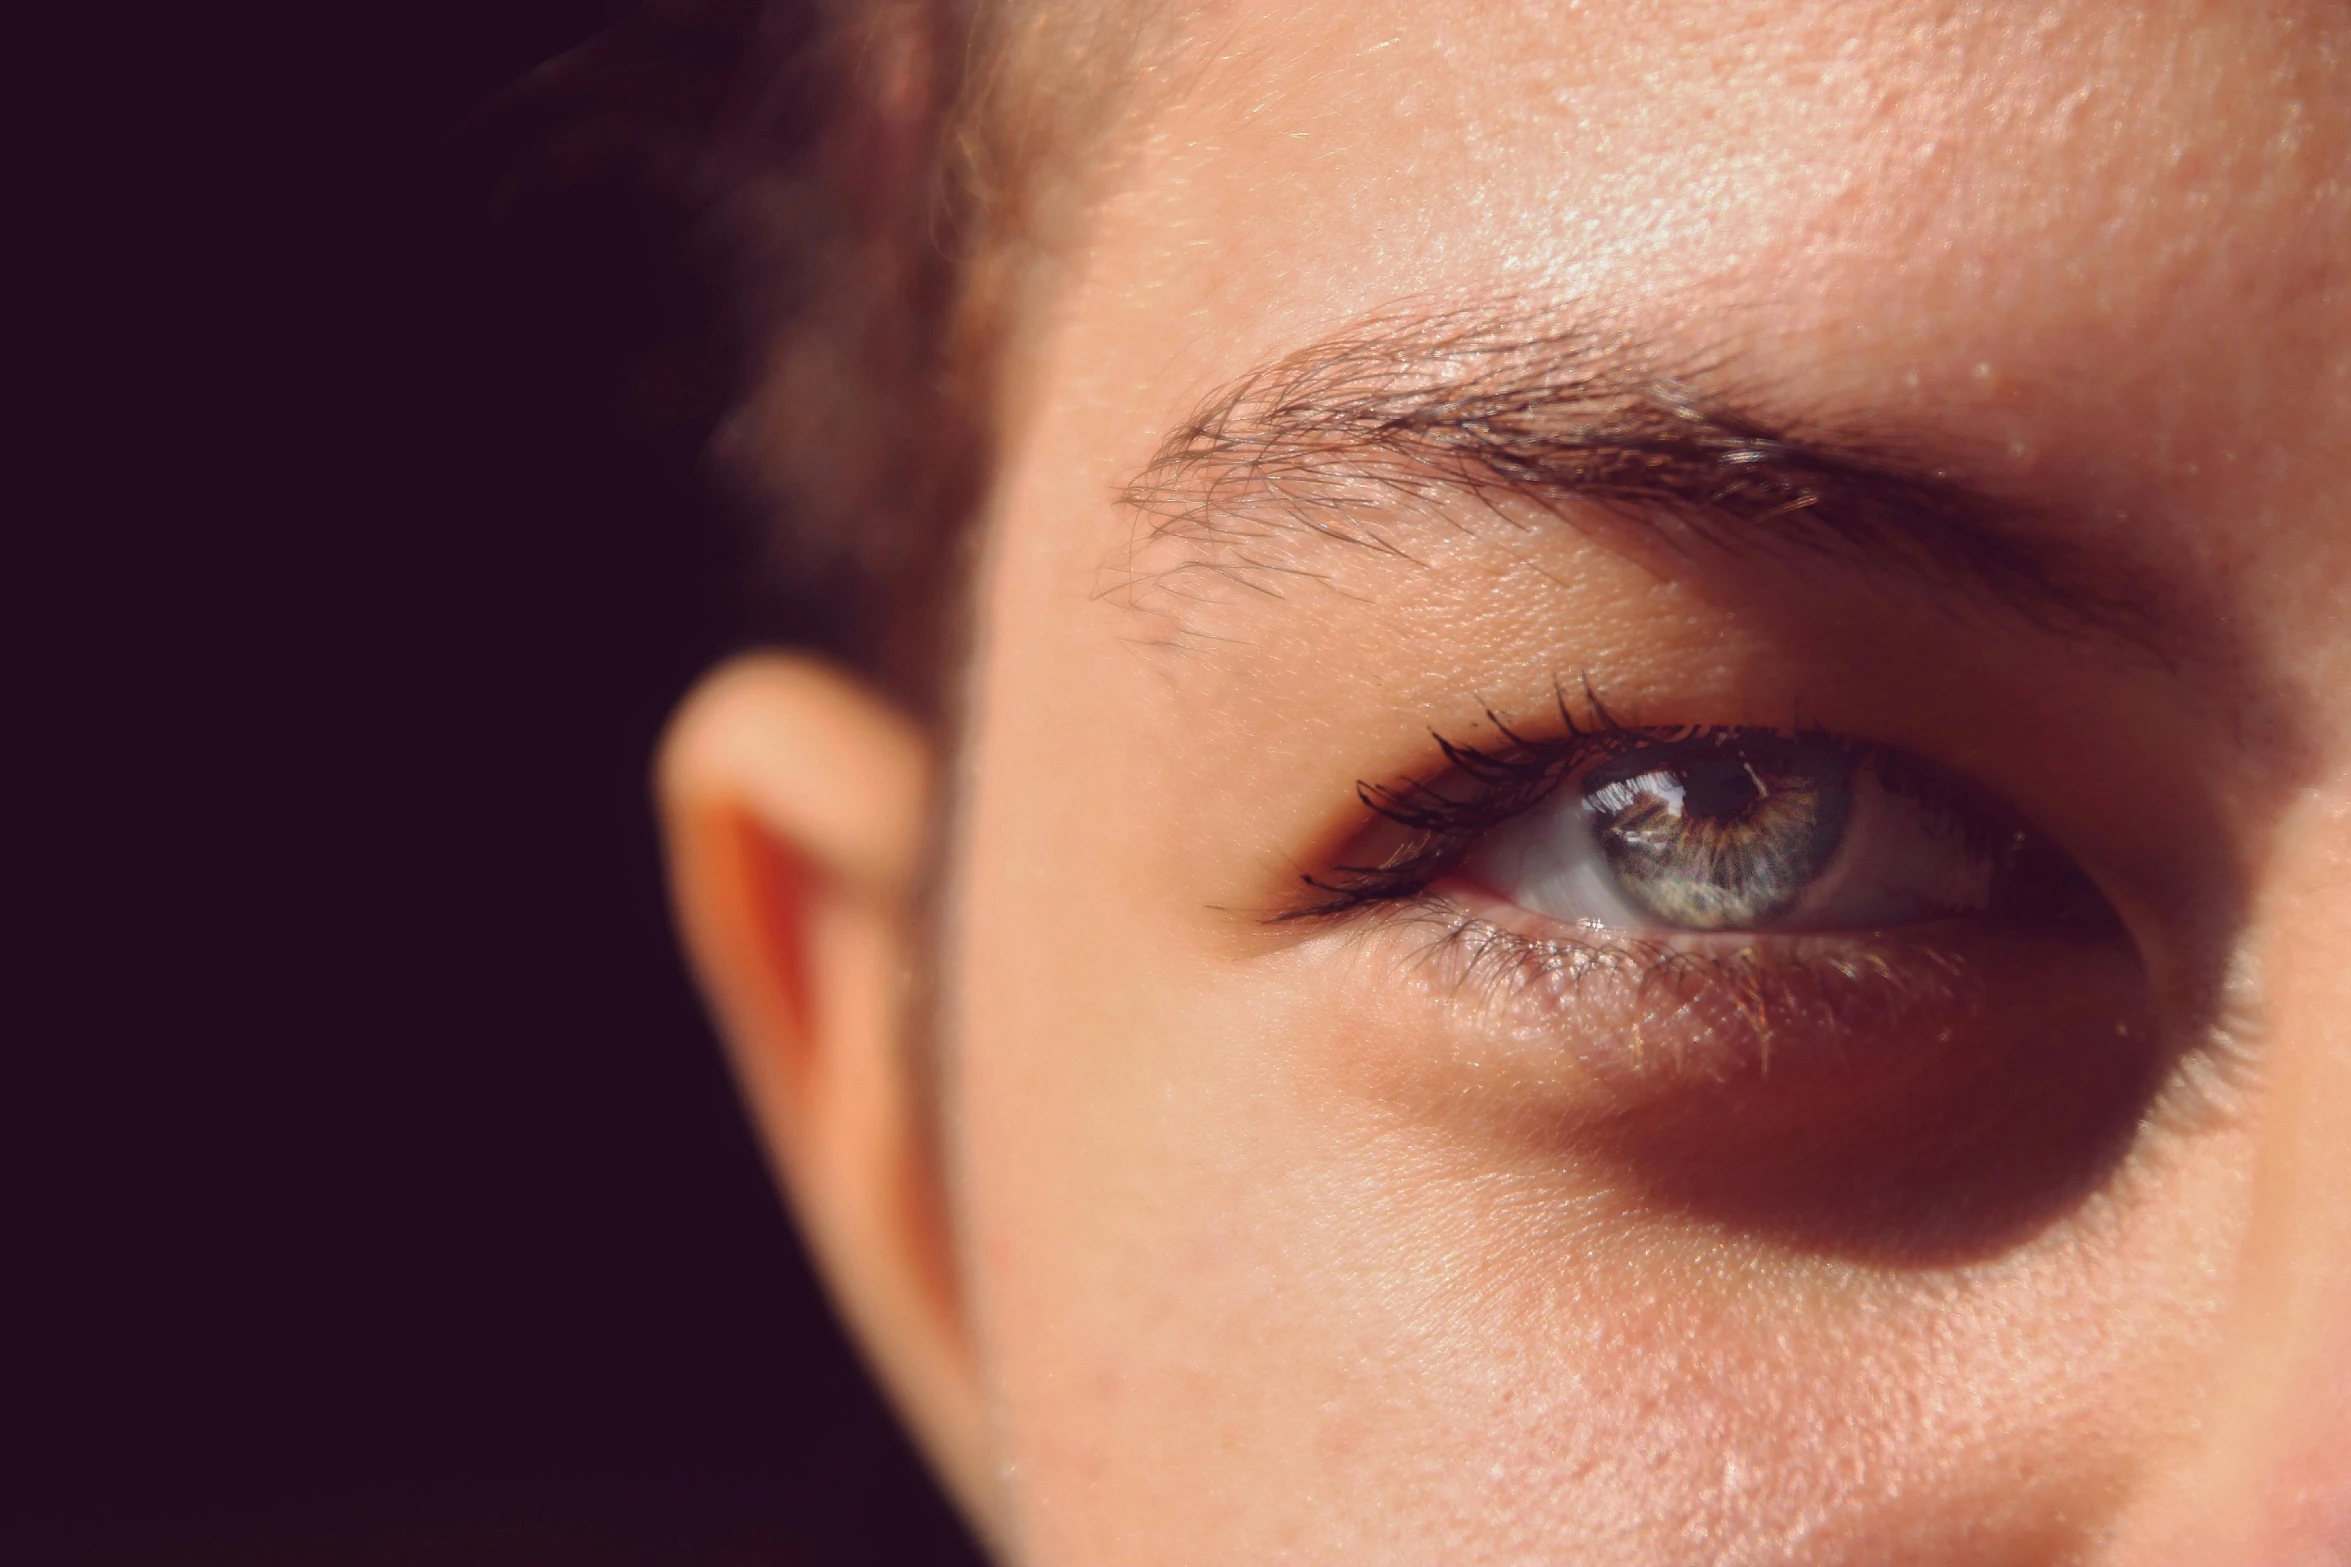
[951,820,2244,1564]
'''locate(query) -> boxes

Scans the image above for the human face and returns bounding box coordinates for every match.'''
[948,1,2351,1560]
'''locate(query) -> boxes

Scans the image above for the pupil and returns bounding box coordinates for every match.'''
[1677,754,1767,819]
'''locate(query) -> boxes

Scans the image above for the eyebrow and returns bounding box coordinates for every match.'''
[1118,308,2162,647]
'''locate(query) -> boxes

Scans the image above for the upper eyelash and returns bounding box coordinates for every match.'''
[1282,685,1656,921]
[1279,687,2030,925]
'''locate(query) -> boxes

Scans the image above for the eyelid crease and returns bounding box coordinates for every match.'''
[1115,303,2168,650]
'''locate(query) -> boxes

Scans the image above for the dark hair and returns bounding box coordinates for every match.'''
[490,0,994,718]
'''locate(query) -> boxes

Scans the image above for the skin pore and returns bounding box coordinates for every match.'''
[660,1,2351,1561]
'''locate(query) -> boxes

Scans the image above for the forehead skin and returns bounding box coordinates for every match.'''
[948,2,2351,1562]
[1062,0,2347,590]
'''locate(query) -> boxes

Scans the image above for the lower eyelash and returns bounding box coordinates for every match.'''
[1372,892,1998,1085]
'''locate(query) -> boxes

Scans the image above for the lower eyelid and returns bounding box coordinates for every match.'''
[1404,880,2152,1094]
[1332,891,2176,1270]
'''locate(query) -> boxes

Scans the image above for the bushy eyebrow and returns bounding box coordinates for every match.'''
[1119,308,2161,646]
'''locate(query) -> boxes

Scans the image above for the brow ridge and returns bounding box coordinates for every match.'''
[1118,308,2164,648]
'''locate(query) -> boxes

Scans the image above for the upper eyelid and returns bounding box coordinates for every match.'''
[1282,717,2029,925]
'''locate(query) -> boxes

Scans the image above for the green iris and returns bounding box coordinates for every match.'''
[1582,736,1855,930]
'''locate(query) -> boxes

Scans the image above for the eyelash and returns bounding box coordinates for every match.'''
[1280,686,1771,921]
[1319,893,1989,1088]
[1272,689,2150,1092]
[1281,684,2058,926]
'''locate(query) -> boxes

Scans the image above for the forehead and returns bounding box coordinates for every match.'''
[1011,0,2350,677]
[1103,0,2344,326]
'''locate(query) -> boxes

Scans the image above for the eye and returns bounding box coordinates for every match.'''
[1307,719,2160,1254]
[1454,730,2102,936]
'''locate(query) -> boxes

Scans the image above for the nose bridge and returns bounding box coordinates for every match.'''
[2139,785,2351,1562]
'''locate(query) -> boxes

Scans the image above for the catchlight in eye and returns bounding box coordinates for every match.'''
[1461,730,2082,937]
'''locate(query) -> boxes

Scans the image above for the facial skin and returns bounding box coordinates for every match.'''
[661,1,2351,1561]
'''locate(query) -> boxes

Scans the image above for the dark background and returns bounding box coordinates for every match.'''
[20,3,984,1561]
